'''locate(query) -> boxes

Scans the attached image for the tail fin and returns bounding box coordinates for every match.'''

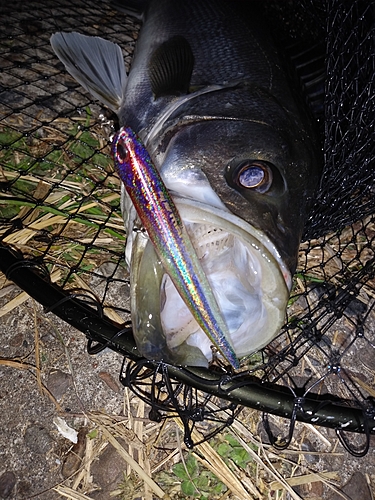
[50,32,127,113]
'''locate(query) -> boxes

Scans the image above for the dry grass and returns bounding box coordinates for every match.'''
[0,117,126,289]
[45,402,342,500]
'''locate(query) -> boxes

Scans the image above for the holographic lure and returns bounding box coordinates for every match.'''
[112,126,239,369]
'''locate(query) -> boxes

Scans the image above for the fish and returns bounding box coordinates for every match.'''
[50,0,322,368]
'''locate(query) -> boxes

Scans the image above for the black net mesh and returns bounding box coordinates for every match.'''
[1,0,375,456]
[305,0,375,238]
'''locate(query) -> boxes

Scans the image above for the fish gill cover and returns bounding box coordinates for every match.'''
[0,0,374,458]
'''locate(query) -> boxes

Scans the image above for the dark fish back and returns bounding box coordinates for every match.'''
[120,0,304,132]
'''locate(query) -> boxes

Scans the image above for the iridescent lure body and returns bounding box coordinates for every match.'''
[112,127,239,369]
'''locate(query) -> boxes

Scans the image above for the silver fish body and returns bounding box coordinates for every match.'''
[51,0,322,367]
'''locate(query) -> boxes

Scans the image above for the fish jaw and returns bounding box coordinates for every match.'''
[126,186,291,368]
[112,127,239,368]
[168,199,291,358]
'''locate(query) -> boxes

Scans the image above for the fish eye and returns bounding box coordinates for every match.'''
[235,160,273,193]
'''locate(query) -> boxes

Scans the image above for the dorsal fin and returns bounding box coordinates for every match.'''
[50,32,127,113]
[148,36,194,98]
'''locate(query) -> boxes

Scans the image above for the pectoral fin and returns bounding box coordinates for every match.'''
[149,36,194,98]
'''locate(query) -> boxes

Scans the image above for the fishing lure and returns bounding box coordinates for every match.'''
[112,126,239,369]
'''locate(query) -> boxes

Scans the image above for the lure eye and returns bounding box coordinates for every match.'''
[116,140,129,162]
[235,161,273,193]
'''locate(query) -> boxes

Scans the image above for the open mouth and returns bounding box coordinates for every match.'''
[130,196,291,368]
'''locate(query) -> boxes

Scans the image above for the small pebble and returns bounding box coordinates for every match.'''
[98,371,121,393]
[357,346,375,371]
[9,332,24,348]
[91,442,127,490]
[62,427,87,478]
[0,471,16,499]
[47,369,72,400]
[300,438,319,465]
[294,479,323,499]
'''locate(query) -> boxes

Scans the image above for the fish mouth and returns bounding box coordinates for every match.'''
[129,195,291,368]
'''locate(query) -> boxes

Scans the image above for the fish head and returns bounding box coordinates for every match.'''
[126,109,321,368]
[159,117,319,272]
